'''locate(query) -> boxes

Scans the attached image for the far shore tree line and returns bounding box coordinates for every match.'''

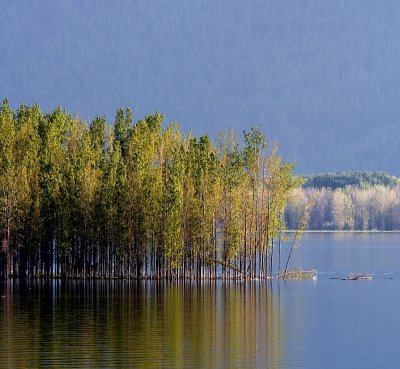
[285,185,400,231]
[0,100,302,280]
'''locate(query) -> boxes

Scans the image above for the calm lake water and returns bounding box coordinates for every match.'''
[1,233,400,368]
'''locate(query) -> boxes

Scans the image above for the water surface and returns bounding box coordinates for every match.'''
[1,233,399,368]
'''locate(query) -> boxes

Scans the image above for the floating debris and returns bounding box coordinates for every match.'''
[281,269,317,280]
[331,273,373,281]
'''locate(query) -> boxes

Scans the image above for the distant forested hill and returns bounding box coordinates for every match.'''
[2,1,400,174]
[303,172,400,190]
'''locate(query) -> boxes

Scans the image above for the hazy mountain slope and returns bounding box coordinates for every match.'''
[1,1,400,174]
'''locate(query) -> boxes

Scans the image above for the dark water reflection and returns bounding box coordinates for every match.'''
[1,233,400,368]
[0,280,284,369]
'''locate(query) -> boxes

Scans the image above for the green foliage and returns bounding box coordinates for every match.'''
[0,101,299,279]
[304,171,400,190]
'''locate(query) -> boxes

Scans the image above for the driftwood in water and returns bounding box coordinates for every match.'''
[331,274,373,281]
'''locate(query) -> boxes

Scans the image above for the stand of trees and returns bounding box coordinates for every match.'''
[0,100,301,280]
[285,185,400,231]
[304,172,400,190]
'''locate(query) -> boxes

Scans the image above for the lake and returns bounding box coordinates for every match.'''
[1,233,399,368]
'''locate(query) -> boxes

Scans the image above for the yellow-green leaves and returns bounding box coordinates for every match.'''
[0,102,299,279]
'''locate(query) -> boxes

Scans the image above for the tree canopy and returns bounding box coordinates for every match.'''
[0,101,301,280]
[303,171,400,190]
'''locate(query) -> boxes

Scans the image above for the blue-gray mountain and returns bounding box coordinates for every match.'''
[1,1,400,174]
